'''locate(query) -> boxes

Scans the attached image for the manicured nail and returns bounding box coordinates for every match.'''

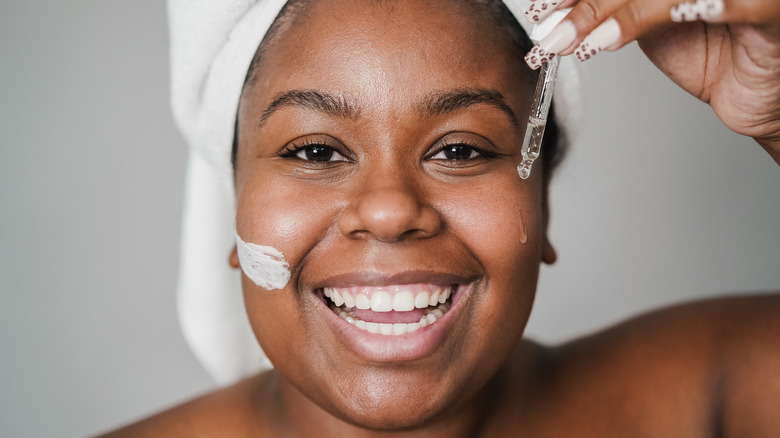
[574,18,621,62]
[670,0,724,22]
[524,45,555,70]
[539,20,577,54]
[524,20,577,70]
[524,0,562,23]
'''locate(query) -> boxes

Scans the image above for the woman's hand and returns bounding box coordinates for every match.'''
[523,0,780,162]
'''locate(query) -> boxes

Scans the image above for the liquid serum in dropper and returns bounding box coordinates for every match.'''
[518,10,569,180]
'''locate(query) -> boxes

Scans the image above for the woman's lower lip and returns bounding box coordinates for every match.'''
[316,285,469,362]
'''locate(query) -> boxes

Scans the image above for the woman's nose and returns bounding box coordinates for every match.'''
[338,183,442,243]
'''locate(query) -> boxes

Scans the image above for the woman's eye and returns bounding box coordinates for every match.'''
[293,145,348,162]
[430,144,483,161]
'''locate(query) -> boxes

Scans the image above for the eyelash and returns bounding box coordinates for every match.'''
[277,139,351,164]
[277,138,499,165]
[427,140,499,162]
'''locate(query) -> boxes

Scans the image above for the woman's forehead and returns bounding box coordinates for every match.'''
[243,0,531,122]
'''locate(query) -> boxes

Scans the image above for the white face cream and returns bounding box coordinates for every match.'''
[235,232,291,290]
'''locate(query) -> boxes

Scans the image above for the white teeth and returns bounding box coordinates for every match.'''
[392,323,408,335]
[332,302,451,336]
[342,291,356,309]
[332,290,344,307]
[379,323,393,335]
[326,286,454,310]
[414,292,430,308]
[355,294,371,310]
[371,291,393,312]
[327,285,456,336]
[392,290,415,311]
[439,287,451,304]
[429,289,441,306]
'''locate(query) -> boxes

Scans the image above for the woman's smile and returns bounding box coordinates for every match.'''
[313,277,475,361]
[295,270,476,361]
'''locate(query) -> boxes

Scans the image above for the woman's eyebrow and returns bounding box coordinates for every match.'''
[258,89,358,127]
[257,88,518,127]
[421,89,519,127]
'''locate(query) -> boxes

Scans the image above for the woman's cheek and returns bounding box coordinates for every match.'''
[440,180,542,266]
[236,176,337,281]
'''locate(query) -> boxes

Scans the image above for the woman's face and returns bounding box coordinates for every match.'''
[234,0,553,429]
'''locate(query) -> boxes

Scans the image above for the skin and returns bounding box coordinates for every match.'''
[232,0,550,433]
[101,0,780,436]
[536,0,780,161]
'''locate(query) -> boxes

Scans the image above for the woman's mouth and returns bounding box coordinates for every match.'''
[323,284,454,335]
[310,272,474,361]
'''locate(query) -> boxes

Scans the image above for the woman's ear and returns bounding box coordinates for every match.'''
[229,246,240,268]
[541,178,557,265]
[542,236,557,265]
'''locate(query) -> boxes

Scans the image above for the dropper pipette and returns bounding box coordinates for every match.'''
[518,10,569,179]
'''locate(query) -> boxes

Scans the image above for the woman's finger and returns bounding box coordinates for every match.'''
[523,0,780,69]
[523,0,625,69]
[557,0,691,57]
[575,0,780,60]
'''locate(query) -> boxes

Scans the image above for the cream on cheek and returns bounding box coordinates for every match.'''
[235,231,291,291]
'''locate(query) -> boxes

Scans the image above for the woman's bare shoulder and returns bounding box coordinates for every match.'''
[557,292,780,367]
[97,372,278,438]
[540,292,780,436]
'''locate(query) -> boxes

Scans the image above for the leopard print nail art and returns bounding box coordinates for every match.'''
[524,1,560,23]
[670,0,724,22]
[574,41,598,62]
[524,44,556,70]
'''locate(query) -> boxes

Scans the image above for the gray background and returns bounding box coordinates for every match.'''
[0,1,777,437]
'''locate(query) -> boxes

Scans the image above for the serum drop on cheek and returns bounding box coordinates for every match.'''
[235,232,291,290]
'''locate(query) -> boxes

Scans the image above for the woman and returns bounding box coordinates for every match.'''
[105,0,779,435]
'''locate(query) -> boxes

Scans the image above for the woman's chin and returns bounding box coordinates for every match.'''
[321,370,462,431]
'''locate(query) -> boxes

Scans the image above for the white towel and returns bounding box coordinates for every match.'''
[168,0,581,385]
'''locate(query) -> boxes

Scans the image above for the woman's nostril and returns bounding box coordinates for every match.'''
[338,188,442,242]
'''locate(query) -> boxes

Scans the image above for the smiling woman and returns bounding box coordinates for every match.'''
[99,0,780,436]
[229,2,552,428]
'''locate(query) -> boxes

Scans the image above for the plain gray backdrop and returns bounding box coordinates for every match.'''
[1,1,778,436]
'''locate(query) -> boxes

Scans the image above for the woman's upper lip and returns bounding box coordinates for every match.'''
[311,270,477,289]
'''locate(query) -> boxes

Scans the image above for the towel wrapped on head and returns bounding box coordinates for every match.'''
[168,0,581,385]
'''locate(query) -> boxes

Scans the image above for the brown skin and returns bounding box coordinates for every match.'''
[232,0,547,432]
[101,0,780,436]
[102,295,780,437]
[555,0,780,161]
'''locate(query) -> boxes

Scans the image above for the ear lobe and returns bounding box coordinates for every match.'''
[542,235,557,265]
[229,246,240,268]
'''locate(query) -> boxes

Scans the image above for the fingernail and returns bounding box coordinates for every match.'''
[538,20,577,54]
[574,18,621,62]
[524,45,555,70]
[670,0,724,22]
[524,20,576,70]
[524,0,562,23]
